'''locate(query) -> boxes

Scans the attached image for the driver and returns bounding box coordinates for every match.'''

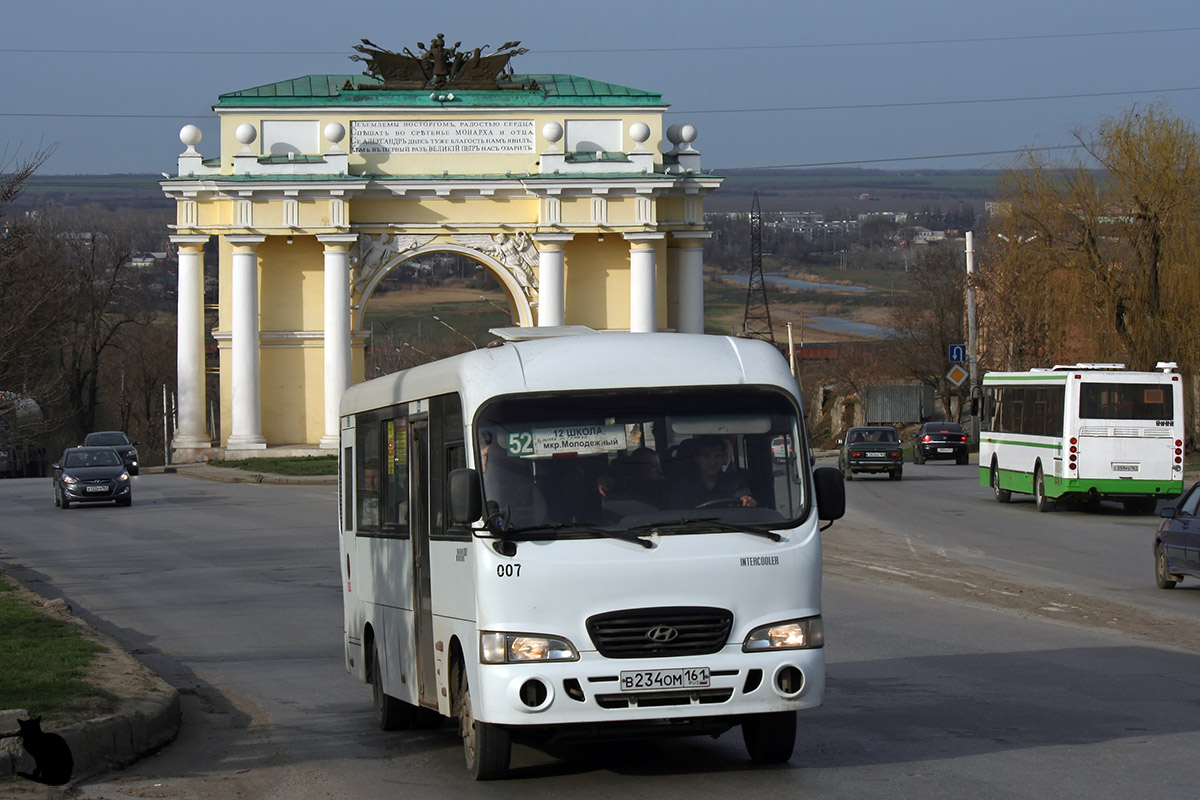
[668,435,757,508]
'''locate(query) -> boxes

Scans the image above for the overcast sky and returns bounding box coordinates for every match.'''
[4,0,1199,175]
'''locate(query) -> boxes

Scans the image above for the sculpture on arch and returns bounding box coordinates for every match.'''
[350,233,435,295]
[454,232,539,299]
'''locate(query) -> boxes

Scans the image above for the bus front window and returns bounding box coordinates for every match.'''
[475,387,808,536]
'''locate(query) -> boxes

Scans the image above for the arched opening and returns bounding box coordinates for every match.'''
[356,246,525,378]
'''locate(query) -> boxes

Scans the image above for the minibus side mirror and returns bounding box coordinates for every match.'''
[448,468,482,524]
[812,466,845,521]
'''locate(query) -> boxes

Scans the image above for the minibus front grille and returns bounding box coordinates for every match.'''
[586,607,733,658]
[595,688,734,709]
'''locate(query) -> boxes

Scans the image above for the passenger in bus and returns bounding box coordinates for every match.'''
[598,447,665,509]
[668,435,757,508]
[479,431,548,528]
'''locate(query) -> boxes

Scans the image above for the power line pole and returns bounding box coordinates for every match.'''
[742,192,776,345]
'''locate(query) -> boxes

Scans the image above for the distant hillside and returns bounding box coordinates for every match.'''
[12,168,1005,215]
[705,167,1004,213]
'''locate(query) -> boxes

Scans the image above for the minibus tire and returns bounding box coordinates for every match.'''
[454,661,510,780]
[742,710,797,763]
[371,640,417,730]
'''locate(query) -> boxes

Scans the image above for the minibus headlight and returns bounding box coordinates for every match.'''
[480,632,579,664]
[743,616,824,651]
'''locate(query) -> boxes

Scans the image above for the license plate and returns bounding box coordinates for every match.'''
[85,485,107,493]
[868,452,885,457]
[937,448,953,453]
[619,667,710,692]
[1112,463,1139,472]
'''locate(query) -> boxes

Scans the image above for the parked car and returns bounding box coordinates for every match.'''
[837,426,903,481]
[1154,482,1199,589]
[912,421,969,465]
[82,431,139,475]
[51,446,133,508]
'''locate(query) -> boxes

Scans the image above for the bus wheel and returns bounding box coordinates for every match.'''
[991,462,1011,504]
[1034,467,1054,512]
[370,639,417,731]
[453,660,510,780]
[1155,544,1179,589]
[742,710,797,763]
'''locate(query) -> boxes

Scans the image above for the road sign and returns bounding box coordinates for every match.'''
[946,364,969,387]
[949,344,967,364]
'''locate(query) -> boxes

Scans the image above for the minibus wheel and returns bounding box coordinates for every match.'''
[742,710,796,763]
[453,660,511,780]
[370,639,416,730]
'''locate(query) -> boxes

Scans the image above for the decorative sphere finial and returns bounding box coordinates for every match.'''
[542,121,563,144]
[323,122,346,145]
[666,124,682,145]
[179,124,202,148]
[678,124,697,144]
[235,123,258,146]
[629,122,651,144]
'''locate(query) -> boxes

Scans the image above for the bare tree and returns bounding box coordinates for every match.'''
[888,242,969,420]
[982,104,1200,373]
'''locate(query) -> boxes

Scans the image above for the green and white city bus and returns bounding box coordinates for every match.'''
[979,362,1184,513]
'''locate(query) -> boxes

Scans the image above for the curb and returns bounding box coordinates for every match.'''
[151,464,337,485]
[1,690,182,784]
[0,609,181,786]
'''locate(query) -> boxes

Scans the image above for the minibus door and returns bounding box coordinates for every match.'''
[409,419,438,709]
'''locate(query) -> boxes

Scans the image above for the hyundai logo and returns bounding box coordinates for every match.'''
[645,625,679,643]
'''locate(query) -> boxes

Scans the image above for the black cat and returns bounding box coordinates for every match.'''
[16,716,73,786]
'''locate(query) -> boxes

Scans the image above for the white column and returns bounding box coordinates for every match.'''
[171,235,212,450]
[318,235,357,449]
[532,233,573,327]
[625,233,665,332]
[671,232,711,334]
[225,235,267,450]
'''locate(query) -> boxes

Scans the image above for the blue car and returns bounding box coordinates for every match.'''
[1154,482,1200,589]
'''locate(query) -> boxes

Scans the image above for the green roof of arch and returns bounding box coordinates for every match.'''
[215,74,666,109]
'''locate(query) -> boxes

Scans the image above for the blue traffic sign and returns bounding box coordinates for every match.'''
[949,344,967,364]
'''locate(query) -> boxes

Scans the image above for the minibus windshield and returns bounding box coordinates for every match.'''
[475,386,807,535]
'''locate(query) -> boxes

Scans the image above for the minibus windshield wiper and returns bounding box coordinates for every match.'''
[501,522,654,549]
[631,517,782,542]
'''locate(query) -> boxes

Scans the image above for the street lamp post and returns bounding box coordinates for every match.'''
[966,231,979,445]
[432,315,477,350]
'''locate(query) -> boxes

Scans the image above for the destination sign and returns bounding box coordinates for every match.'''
[507,425,627,457]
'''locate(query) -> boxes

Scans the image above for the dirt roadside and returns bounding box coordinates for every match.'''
[822,519,1200,654]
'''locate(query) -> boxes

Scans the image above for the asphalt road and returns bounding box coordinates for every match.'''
[2,469,1199,798]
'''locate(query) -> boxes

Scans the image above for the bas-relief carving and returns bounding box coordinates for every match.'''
[350,234,435,294]
[349,35,535,91]
[454,232,539,299]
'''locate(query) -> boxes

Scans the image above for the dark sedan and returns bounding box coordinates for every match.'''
[83,431,139,475]
[52,447,133,508]
[1155,482,1200,589]
[912,421,969,465]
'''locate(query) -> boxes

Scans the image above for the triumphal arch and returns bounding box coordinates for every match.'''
[161,37,721,459]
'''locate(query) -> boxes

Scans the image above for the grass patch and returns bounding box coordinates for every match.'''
[0,576,114,718]
[208,455,338,475]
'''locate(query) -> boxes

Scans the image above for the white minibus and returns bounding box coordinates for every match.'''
[338,329,845,778]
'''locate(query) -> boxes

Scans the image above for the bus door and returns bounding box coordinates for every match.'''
[339,420,363,672]
[409,418,438,709]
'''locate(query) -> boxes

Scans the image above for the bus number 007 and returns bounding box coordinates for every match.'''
[497,564,522,578]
